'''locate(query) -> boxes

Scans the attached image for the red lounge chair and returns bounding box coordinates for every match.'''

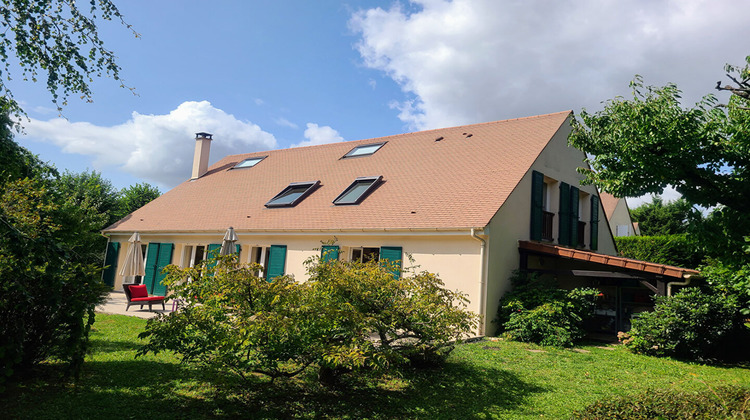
[123,284,165,311]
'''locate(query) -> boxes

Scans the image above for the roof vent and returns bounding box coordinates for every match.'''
[465,133,473,138]
[196,132,213,140]
[435,136,444,142]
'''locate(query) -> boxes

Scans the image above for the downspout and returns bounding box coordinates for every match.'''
[471,228,487,335]
[666,274,695,297]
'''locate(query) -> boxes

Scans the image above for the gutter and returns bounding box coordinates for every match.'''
[470,228,488,334]
[666,273,697,296]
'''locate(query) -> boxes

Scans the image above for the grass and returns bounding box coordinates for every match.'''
[2,314,749,419]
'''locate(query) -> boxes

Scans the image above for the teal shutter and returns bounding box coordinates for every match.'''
[570,186,580,246]
[379,246,402,279]
[558,182,570,246]
[152,243,173,296]
[206,243,221,272]
[235,244,241,255]
[530,171,544,241]
[102,242,120,287]
[266,245,287,281]
[590,195,600,251]
[321,245,340,262]
[144,243,161,294]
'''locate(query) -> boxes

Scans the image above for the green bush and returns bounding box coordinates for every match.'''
[495,271,599,347]
[572,386,750,419]
[619,287,742,361]
[615,234,703,269]
[138,253,478,385]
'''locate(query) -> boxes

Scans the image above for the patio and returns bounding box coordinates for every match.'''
[96,290,173,319]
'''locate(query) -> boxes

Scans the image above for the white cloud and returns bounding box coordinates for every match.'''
[626,186,682,209]
[350,0,750,130]
[274,117,299,129]
[291,123,345,148]
[22,101,277,189]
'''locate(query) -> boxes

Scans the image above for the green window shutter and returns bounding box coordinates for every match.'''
[558,182,570,246]
[321,245,339,262]
[144,243,161,294]
[379,246,402,279]
[266,245,287,281]
[102,242,120,287]
[530,170,544,241]
[590,195,600,251]
[204,243,222,273]
[570,186,580,246]
[152,243,173,296]
[235,244,241,255]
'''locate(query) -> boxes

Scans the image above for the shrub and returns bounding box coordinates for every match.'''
[0,178,108,389]
[495,271,599,347]
[619,287,742,361]
[572,386,750,419]
[615,234,703,269]
[138,253,477,385]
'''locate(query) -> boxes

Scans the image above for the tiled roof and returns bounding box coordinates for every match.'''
[599,191,621,221]
[518,241,700,279]
[104,111,572,233]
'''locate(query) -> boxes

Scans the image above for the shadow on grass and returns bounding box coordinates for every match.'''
[240,361,548,419]
[2,360,249,419]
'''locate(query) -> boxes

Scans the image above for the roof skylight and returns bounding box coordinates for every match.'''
[333,176,382,205]
[233,156,266,169]
[343,142,385,158]
[265,181,320,208]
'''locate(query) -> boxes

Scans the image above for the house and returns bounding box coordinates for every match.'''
[600,192,638,237]
[101,111,698,336]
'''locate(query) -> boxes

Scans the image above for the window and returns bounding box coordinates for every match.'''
[265,181,319,208]
[233,156,266,169]
[351,247,380,263]
[343,142,385,158]
[183,245,205,268]
[248,245,286,281]
[333,176,382,205]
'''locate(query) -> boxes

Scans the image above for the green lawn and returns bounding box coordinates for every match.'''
[3,314,749,419]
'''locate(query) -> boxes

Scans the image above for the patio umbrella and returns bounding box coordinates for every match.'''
[119,232,145,283]
[220,226,238,256]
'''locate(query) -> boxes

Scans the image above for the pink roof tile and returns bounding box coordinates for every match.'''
[104,111,572,233]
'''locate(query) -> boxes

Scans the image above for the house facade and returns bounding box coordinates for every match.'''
[102,111,694,336]
[600,192,638,237]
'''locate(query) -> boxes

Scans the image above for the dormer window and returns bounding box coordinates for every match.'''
[333,176,382,205]
[265,181,320,208]
[233,156,266,169]
[343,142,385,158]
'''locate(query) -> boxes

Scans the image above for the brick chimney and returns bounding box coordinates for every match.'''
[191,132,213,179]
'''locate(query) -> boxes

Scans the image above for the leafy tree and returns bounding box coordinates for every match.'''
[138,253,477,386]
[116,182,160,220]
[0,0,137,118]
[629,196,697,236]
[0,129,108,387]
[54,170,120,265]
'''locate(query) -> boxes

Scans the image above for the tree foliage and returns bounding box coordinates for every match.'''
[629,196,697,236]
[115,182,160,221]
[569,76,748,213]
[0,142,109,389]
[0,0,137,118]
[138,253,477,386]
[615,234,703,269]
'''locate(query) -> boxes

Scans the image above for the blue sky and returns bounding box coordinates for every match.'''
[11,0,750,206]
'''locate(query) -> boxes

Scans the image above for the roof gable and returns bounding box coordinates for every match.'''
[105,111,572,233]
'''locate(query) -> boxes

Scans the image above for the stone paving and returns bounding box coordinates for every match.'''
[96,290,175,319]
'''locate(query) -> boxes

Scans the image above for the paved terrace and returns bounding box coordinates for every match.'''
[96,290,175,319]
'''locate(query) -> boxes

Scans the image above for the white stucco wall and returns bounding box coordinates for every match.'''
[609,199,636,237]
[482,117,617,335]
[107,231,484,326]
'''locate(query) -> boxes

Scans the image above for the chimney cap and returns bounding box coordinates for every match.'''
[196,132,213,140]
